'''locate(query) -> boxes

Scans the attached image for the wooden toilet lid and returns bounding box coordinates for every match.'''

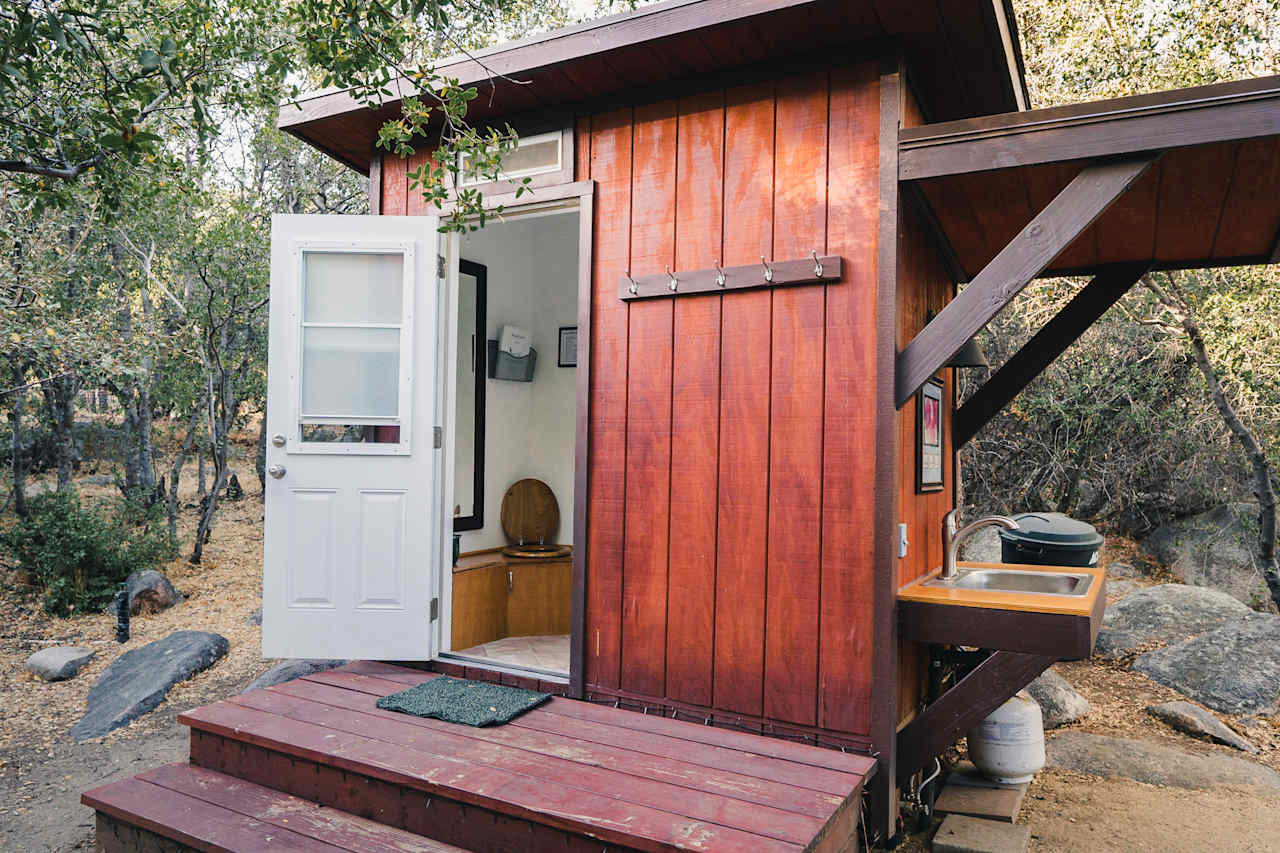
[500,478,560,546]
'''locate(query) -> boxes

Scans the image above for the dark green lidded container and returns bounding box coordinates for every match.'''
[998,512,1102,568]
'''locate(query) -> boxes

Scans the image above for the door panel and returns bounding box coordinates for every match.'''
[263,214,441,661]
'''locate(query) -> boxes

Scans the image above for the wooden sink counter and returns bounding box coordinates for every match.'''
[897,561,1106,659]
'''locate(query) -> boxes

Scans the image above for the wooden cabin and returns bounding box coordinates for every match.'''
[83,1,1280,850]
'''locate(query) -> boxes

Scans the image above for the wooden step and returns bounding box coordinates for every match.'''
[178,661,875,853]
[82,762,470,852]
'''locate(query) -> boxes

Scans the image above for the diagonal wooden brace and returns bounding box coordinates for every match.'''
[896,650,1056,785]
[952,261,1150,447]
[895,155,1158,408]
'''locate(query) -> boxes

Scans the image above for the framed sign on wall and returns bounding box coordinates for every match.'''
[917,377,944,493]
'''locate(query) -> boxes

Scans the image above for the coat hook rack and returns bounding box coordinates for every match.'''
[618,254,843,301]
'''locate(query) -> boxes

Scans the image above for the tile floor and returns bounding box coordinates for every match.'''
[455,634,570,674]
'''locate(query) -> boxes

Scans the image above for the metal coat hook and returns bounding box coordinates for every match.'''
[811,249,824,277]
[714,259,726,287]
[626,271,638,295]
[760,255,774,283]
[665,265,678,292]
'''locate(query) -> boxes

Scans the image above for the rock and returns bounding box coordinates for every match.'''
[243,659,345,693]
[1046,732,1280,790]
[1146,701,1257,753]
[70,630,228,742]
[1025,668,1089,729]
[1107,580,1140,600]
[25,646,95,681]
[125,569,182,615]
[1094,583,1253,659]
[84,474,115,486]
[1142,502,1276,606]
[1132,615,1280,715]
[1107,560,1139,579]
[958,525,1003,564]
[245,607,262,626]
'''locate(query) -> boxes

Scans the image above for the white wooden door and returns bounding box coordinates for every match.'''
[262,214,442,660]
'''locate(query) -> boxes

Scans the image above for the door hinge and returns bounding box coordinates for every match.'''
[437,254,446,278]
[429,597,439,622]
[433,425,443,449]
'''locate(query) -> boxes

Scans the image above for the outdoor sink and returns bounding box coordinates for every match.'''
[926,567,1094,597]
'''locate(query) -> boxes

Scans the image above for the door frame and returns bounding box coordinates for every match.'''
[432,180,595,696]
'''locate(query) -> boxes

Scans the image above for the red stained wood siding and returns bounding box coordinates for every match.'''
[578,64,882,737]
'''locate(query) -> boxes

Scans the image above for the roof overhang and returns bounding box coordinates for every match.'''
[279,0,1029,174]
[901,75,1280,279]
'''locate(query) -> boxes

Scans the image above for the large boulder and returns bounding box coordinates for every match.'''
[957,525,1003,563]
[1142,502,1275,606]
[1132,614,1280,715]
[69,630,228,741]
[1146,701,1257,753]
[243,659,346,693]
[125,569,183,615]
[1047,732,1280,790]
[1094,583,1253,659]
[1026,668,1089,729]
[25,646,95,681]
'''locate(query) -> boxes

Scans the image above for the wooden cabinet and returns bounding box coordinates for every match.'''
[450,553,572,652]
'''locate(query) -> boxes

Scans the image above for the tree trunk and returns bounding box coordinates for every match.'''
[1144,273,1280,611]
[255,410,267,493]
[41,375,78,492]
[197,445,207,499]
[167,404,204,551]
[9,367,28,518]
[118,387,141,492]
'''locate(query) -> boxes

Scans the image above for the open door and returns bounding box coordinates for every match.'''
[263,214,442,660]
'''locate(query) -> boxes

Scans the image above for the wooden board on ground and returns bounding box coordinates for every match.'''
[935,782,1027,823]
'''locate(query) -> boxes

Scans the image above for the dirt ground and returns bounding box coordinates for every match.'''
[0,429,277,852]
[3,438,1280,851]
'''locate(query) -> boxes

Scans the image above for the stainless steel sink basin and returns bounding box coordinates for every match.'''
[924,568,1093,597]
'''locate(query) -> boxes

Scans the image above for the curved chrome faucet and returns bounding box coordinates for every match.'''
[941,509,1020,581]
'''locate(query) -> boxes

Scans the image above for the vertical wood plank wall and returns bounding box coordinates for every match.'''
[380,62,885,742]
[894,85,956,727]
[577,63,882,739]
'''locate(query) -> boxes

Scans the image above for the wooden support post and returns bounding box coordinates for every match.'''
[896,651,1056,785]
[895,155,1157,408]
[952,262,1149,447]
[1269,223,1280,263]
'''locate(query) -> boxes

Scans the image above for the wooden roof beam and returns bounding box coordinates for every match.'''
[895,155,1157,408]
[899,75,1280,181]
[952,261,1150,447]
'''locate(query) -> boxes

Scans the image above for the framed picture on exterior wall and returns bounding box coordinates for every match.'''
[558,326,578,367]
[917,378,944,493]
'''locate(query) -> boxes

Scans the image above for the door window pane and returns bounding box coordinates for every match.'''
[301,327,400,417]
[303,252,403,324]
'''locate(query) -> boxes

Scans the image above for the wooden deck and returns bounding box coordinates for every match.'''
[84,661,875,852]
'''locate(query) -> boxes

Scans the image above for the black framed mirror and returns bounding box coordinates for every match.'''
[453,259,487,531]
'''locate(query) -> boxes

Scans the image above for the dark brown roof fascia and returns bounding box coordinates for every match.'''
[899,75,1280,180]
[277,0,819,132]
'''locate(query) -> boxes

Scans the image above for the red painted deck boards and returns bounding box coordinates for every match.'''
[84,767,467,853]
[169,663,871,853]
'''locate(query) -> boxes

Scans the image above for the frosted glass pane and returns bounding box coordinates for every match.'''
[303,252,403,324]
[301,327,400,417]
[460,133,560,185]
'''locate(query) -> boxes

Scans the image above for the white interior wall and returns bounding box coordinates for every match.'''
[456,210,579,552]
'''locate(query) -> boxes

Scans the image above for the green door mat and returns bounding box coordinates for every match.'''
[375,677,551,726]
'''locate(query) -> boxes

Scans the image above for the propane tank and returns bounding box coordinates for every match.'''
[966,690,1045,784]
